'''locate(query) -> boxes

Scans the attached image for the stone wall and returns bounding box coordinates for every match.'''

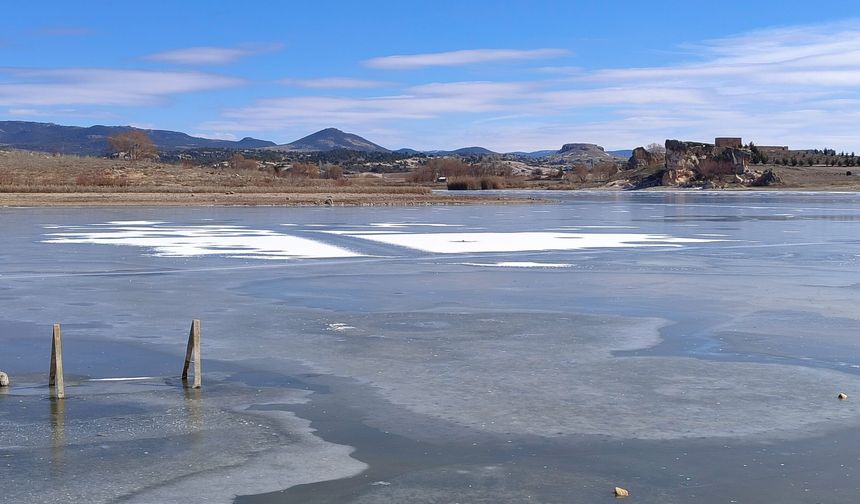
[715,137,743,148]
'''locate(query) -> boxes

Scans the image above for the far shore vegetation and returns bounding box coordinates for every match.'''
[3,130,860,202]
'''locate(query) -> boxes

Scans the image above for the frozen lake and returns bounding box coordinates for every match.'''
[3,191,860,503]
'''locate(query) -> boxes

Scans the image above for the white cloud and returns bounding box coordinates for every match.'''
[205,20,860,151]
[145,43,282,65]
[7,108,42,116]
[281,77,391,89]
[364,48,569,69]
[0,68,243,107]
[192,131,238,140]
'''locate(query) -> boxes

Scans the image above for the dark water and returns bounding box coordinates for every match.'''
[2,191,860,503]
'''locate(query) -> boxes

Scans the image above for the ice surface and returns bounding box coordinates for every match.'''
[264,312,860,441]
[0,380,365,504]
[6,193,860,502]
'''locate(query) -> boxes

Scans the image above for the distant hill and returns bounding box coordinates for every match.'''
[510,149,557,158]
[547,143,618,164]
[448,146,497,155]
[0,121,275,155]
[608,149,633,158]
[408,146,499,156]
[394,148,422,155]
[271,128,390,152]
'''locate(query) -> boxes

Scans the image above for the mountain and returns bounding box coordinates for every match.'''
[0,121,275,155]
[271,127,390,152]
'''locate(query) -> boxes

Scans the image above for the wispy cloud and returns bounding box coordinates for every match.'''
[192,131,238,140]
[364,48,569,69]
[198,20,860,151]
[144,43,282,65]
[280,77,391,89]
[200,80,538,135]
[0,68,243,107]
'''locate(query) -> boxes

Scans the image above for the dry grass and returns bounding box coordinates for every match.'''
[0,150,430,195]
[0,149,549,206]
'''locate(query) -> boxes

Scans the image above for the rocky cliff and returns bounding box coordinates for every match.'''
[626,146,661,170]
[662,139,751,186]
[622,139,779,189]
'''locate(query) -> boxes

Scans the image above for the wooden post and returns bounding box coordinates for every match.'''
[182,319,201,389]
[49,323,65,399]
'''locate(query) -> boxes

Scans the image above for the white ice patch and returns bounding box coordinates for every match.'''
[460,262,571,268]
[343,231,719,254]
[327,323,357,332]
[43,222,361,260]
[101,220,167,226]
[578,225,638,229]
[368,222,462,228]
[321,230,407,235]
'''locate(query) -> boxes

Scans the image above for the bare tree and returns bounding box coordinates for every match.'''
[107,130,157,161]
[646,142,666,156]
[322,164,344,179]
[291,162,320,178]
[593,162,618,182]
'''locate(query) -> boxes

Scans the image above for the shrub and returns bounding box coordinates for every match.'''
[447,176,506,190]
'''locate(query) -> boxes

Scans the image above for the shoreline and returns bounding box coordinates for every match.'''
[0,191,542,207]
[3,186,859,207]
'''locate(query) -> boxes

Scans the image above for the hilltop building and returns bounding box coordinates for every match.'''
[715,137,743,149]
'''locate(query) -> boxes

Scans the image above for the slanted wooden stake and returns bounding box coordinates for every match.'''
[49,323,65,399]
[182,319,202,388]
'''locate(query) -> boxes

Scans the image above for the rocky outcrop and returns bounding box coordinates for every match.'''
[626,147,662,170]
[663,139,750,187]
[549,143,618,165]
[0,371,9,387]
[558,143,605,154]
[750,169,781,187]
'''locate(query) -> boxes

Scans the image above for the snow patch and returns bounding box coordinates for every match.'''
[343,231,719,254]
[43,222,361,260]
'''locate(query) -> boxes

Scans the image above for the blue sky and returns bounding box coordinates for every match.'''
[4,0,860,151]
